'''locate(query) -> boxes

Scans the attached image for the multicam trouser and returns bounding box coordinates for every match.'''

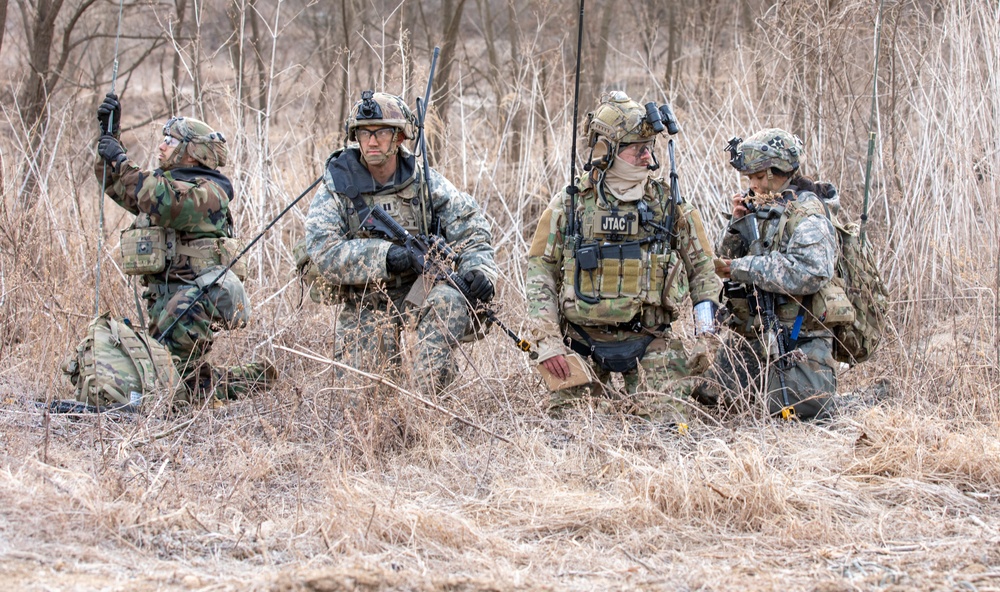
[334,282,474,394]
[146,283,275,400]
[549,329,701,424]
[691,333,837,420]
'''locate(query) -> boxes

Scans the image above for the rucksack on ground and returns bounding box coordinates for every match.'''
[60,313,188,409]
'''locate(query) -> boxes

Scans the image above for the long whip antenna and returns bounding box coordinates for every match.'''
[860,0,886,248]
[156,177,323,342]
[95,0,126,316]
[565,0,586,238]
[568,0,585,188]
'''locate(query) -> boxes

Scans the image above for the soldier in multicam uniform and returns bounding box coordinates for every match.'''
[525,91,722,422]
[692,128,839,420]
[94,93,275,401]
[303,90,497,393]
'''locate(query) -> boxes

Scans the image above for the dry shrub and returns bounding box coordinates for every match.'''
[848,407,1000,491]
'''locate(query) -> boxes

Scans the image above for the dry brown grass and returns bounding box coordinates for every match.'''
[2,0,1000,590]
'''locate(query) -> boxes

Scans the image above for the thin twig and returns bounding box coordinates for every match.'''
[275,344,518,447]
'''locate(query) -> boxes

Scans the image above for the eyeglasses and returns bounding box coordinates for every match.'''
[162,136,181,147]
[355,127,396,143]
[619,142,654,157]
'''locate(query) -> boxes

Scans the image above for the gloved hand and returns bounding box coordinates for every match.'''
[685,336,714,375]
[463,270,494,303]
[97,92,121,136]
[386,244,415,274]
[97,135,127,169]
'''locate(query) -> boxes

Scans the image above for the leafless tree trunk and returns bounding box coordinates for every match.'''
[0,0,8,58]
[170,0,189,113]
[248,0,269,116]
[664,3,682,92]
[15,0,100,211]
[432,0,468,126]
[581,0,614,104]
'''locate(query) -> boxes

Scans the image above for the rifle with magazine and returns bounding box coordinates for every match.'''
[726,201,796,419]
[346,182,531,354]
[346,48,531,354]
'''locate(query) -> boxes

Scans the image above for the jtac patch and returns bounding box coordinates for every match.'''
[599,214,636,235]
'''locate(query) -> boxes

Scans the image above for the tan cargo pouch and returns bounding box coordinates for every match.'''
[811,278,855,328]
[121,227,172,275]
[178,237,248,281]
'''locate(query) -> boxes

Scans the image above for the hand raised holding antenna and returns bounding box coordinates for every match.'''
[97,93,121,137]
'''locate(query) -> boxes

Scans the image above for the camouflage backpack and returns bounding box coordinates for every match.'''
[61,313,187,409]
[815,186,889,365]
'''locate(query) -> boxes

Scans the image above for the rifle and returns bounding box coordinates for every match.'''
[347,48,531,354]
[43,399,139,415]
[349,187,530,353]
[727,203,795,419]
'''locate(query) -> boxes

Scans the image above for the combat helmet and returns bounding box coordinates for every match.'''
[583,91,660,170]
[345,90,417,141]
[726,128,802,175]
[163,117,228,169]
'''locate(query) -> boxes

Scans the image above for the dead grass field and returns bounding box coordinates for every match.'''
[1,313,998,591]
[2,0,1000,589]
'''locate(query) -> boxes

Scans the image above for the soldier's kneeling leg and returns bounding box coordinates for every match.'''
[411,284,472,392]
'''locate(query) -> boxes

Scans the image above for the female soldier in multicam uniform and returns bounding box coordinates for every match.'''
[693,128,840,420]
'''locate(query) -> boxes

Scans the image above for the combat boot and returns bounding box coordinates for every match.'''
[214,359,278,400]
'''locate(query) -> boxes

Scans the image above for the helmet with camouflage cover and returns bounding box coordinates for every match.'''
[163,117,228,170]
[583,91,659,170]
[345,90,417,141]
[727,128,802,175]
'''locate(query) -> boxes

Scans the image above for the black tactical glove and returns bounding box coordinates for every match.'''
[386,244,415,274]
[97,135,127,169]
[463,270,494,304]
[97,92,121,136]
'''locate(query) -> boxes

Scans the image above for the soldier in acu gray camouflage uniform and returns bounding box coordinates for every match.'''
[304,90,497,394]
[525,91,722,422]
[692,128,840,420]
[95,93,276,402]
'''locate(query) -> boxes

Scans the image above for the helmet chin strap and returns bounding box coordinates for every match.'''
[161,142,188,170]
[360,136,400,167]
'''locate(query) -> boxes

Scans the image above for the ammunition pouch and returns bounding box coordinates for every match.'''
[178,237,248,281]
[121,226,246,282]
[121,227,175,275]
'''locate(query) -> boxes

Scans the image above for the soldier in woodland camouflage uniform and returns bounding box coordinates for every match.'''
[525,91,722,422]
[94,93,275,400]
[692,128,839,420]
[303,90,497,393]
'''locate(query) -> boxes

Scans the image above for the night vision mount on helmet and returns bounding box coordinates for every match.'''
[725,128,802,176]
[583,91,680,172]
[345,90,417,141]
